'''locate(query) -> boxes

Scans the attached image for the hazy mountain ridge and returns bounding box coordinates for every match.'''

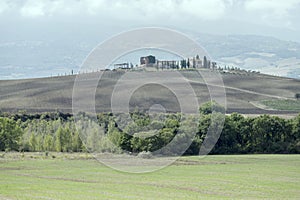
[0,39,89,79]
[0,33,299,79]
[194,33,300,79]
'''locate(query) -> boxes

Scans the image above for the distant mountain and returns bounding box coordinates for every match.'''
[0,33,299,79]
[193,33,300,79]
[0,40,90,79]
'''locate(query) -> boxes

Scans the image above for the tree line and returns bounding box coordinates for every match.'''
[0,102,299,155]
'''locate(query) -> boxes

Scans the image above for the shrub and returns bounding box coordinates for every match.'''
[137,151,153,159]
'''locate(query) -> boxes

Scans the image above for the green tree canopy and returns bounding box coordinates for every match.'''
[199,101,225,115]
[0,117,23,151]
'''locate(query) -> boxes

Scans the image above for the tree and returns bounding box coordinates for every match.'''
[108,121,132,151]
[199,101,225,115]
[62,127,72,152]
[180,59,186,69]
[212,114,244,154]
[165,118,179,129]
[29,133,37,151]
[288,114,300,153]
[203,56,208,68]
[43,134,53,151]
[0,117,23,151]
[237,116,254,153]
[150,120,164,130]
[252,115,287,153]
[130,133,151,152]
[72,131,82,152]
[55,127,63,152]
[130,111,150,127]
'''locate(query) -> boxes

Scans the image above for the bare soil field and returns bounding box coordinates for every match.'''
[0,70,299,116]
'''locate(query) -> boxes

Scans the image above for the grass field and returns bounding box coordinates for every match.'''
[261,99,300,111]
[0,153,299,199]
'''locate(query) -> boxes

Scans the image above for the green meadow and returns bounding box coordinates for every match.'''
[261,99,300,111]
[0,153,299,199]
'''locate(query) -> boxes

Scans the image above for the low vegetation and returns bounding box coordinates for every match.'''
[261,99,300,111]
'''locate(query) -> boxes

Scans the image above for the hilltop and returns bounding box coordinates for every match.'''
[0,69,299,117]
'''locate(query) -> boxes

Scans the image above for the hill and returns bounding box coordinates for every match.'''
[0,69,299,117]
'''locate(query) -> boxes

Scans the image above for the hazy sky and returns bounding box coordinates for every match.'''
[0,0,300,42]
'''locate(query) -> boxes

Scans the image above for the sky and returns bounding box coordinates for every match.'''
[0,0,300,42]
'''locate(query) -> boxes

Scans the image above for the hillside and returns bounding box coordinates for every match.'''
[0,70,299,116]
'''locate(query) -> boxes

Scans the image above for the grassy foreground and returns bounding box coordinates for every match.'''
[0,153,299,199]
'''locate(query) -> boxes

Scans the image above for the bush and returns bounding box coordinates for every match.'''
[137,151,153,159]
[199,101,225,115]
